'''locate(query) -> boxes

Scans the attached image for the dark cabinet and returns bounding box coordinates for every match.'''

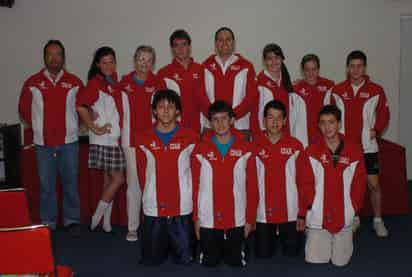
[0,124,21,189]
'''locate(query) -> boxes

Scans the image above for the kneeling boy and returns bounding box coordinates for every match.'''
[302,105,366,266]
[192,100,258,267]
[254,100,313,258]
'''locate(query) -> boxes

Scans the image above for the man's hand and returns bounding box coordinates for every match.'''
[296,218,305,232]
[244,223,255,238]
[194,221,200,240]
[370,128,377,140]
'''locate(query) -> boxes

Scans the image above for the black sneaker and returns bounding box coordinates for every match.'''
[67,223,81,238]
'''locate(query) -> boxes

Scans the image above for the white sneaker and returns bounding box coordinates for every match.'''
[373,220,389,238]
[126,231,138,242]
[352,216,361,232]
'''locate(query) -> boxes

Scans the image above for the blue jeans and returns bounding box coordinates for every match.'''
[35,142,80,227]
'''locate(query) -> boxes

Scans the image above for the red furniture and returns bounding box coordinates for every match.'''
[360,138,409,215]
[0,188,31,227]
[20,135,409,226]
[0,225,73,276]
[20,143,128,225]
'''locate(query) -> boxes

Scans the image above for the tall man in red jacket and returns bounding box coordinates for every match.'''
[302,105,366,266]
[330,50,390,237]
[18,40,83,236]
[203,27,257,132]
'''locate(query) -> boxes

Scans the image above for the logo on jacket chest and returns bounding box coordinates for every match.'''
[317,85,328,92]
[342,92,351,100]
[320,153,329,164]
[150,141,160,150]
[124,84,133,92]
[145,86,155,93]
[209,63,217,71]
[359,92,370,98]
[229,149,243,157]
[299,87,309,96]
[266,80,278,89]
[258,149,269,159]
[38,81,48,90]
[338,156,350,165]
[230,65,240,71]
[192,73,199,80]
[207,151,217,161]
[173,73,183,81]
[169,143,181,150]
[280,147,293,155]
[61,82,73,89]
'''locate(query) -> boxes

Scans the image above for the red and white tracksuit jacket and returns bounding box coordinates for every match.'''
[157,58,210,133]
[192,132,258,229]
[119,71,165,147]
[251,70,290,136]
[18,69,83,146]
[137,127,199,217]
[254,132,314,224]
[203,54,257,130]
[292,77,335,147]
[300,137,367,234]
[328,76,390,153]
[76,74,123,146]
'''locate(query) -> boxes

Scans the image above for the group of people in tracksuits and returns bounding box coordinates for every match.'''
[18,26,390,268]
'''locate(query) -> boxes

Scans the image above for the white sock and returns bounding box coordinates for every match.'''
[91,200,109,230]
[373,217,383,224]
[103,201,113,232]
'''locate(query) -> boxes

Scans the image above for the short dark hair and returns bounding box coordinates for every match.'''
[169,29,191,46]
[214,27,235,41]
[208,100,236,120]
[43,39,65,61]
[151,89,182,113]
[301,53,320,70]
[263,100,286,118]
[346,50,367,66]
[318,105,342,122]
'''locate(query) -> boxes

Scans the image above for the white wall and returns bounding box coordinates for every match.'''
[1,0,412,143]
[400,16,412,179]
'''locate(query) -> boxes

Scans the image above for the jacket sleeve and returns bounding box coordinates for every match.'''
[76,79,99,108]
[296,149,315,217]
[350,147,367,213]
[136,144,148,192]
[233,66,257,119]
[374,88,390,136]
[246,149,259,224]
[196,66,212,117]
[113,88,124,129]
[191,145,201,222]
[18,80,33,125]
